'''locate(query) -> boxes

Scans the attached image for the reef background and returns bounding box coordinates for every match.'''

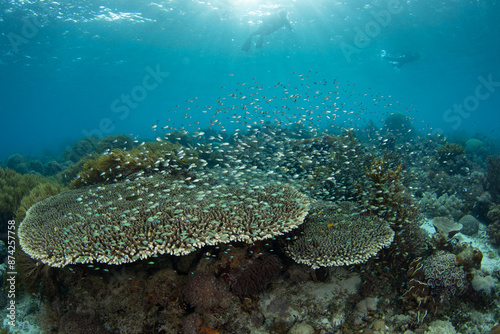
[1,0,500,159]
[2,1,500,333]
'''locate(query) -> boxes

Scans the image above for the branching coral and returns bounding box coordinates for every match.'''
[228,131,365,201]
[358,156,404,222]
[355,156,425,280]
[436,143,470,175]
[285,132,366,200]
[437,143,465,161]
[420,192,464,220]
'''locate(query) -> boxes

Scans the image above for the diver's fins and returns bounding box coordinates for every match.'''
[242,36,252,52]
[388,60,402,72]
[256,35,264,48]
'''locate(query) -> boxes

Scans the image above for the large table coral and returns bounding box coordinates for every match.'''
[284,200,394,269]
[18,168,310,268]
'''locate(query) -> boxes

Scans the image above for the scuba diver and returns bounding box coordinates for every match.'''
[381,50,421,72]
[242,10,293,52]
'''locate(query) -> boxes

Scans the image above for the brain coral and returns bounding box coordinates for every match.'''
[424,251,467,300]
[18,168,310,267]
[404,250,468,309]
[284,201,394,269]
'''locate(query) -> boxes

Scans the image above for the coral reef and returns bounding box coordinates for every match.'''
[11,182,65,296]
[145,268,185,310]
[182,312,203,334]
[437,143,465,160]
[487,155,500,200]
[487,224,500,246]
[95,134,135,153]
[353,297,378,326]
[472,191,492,222]
[420,169,486,211]
[43,160,64,176]
[425,320,458,334]
[358,156,404,221]
[223,254,282,297]
[421,192,464,220]
[16,252,58,298]
[4,70,500,334]
[455,246,482,270]
[382,112,415,142]
[288,322,315,334]
[437,143,470,175]
[432,216,462,238]
[0,167,45,229]
[285,132,366,200]
[14,182,64,222]
[404,251,468,314]
[458,214,480,236]
[183,271,231,312]
[231,131,366,201]
[27,160,44,174]
[164,131,195,147]
[60,134,136,182]
[58,310,108,334]
[356,156,426,276]
[471,274,498,295]
[486,203,500,245]
[53,159,87,187]
[56,266,182,333]
[63,136,101,163]
[5,153,29,174]
[70,141,199,188]
[465,138,488,157]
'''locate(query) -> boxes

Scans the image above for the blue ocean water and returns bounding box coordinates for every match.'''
[3,2,500,333]
[1,0,499,160]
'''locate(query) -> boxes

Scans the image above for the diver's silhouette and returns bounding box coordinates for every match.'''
[381,50,420,72]
[242,10,293,51]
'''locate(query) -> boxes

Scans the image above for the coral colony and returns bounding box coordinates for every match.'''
[2,72,499,333]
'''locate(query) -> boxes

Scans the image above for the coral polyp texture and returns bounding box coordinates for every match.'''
[284,201,394,269]
[18,168,310,267]
[404,250,468,311]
